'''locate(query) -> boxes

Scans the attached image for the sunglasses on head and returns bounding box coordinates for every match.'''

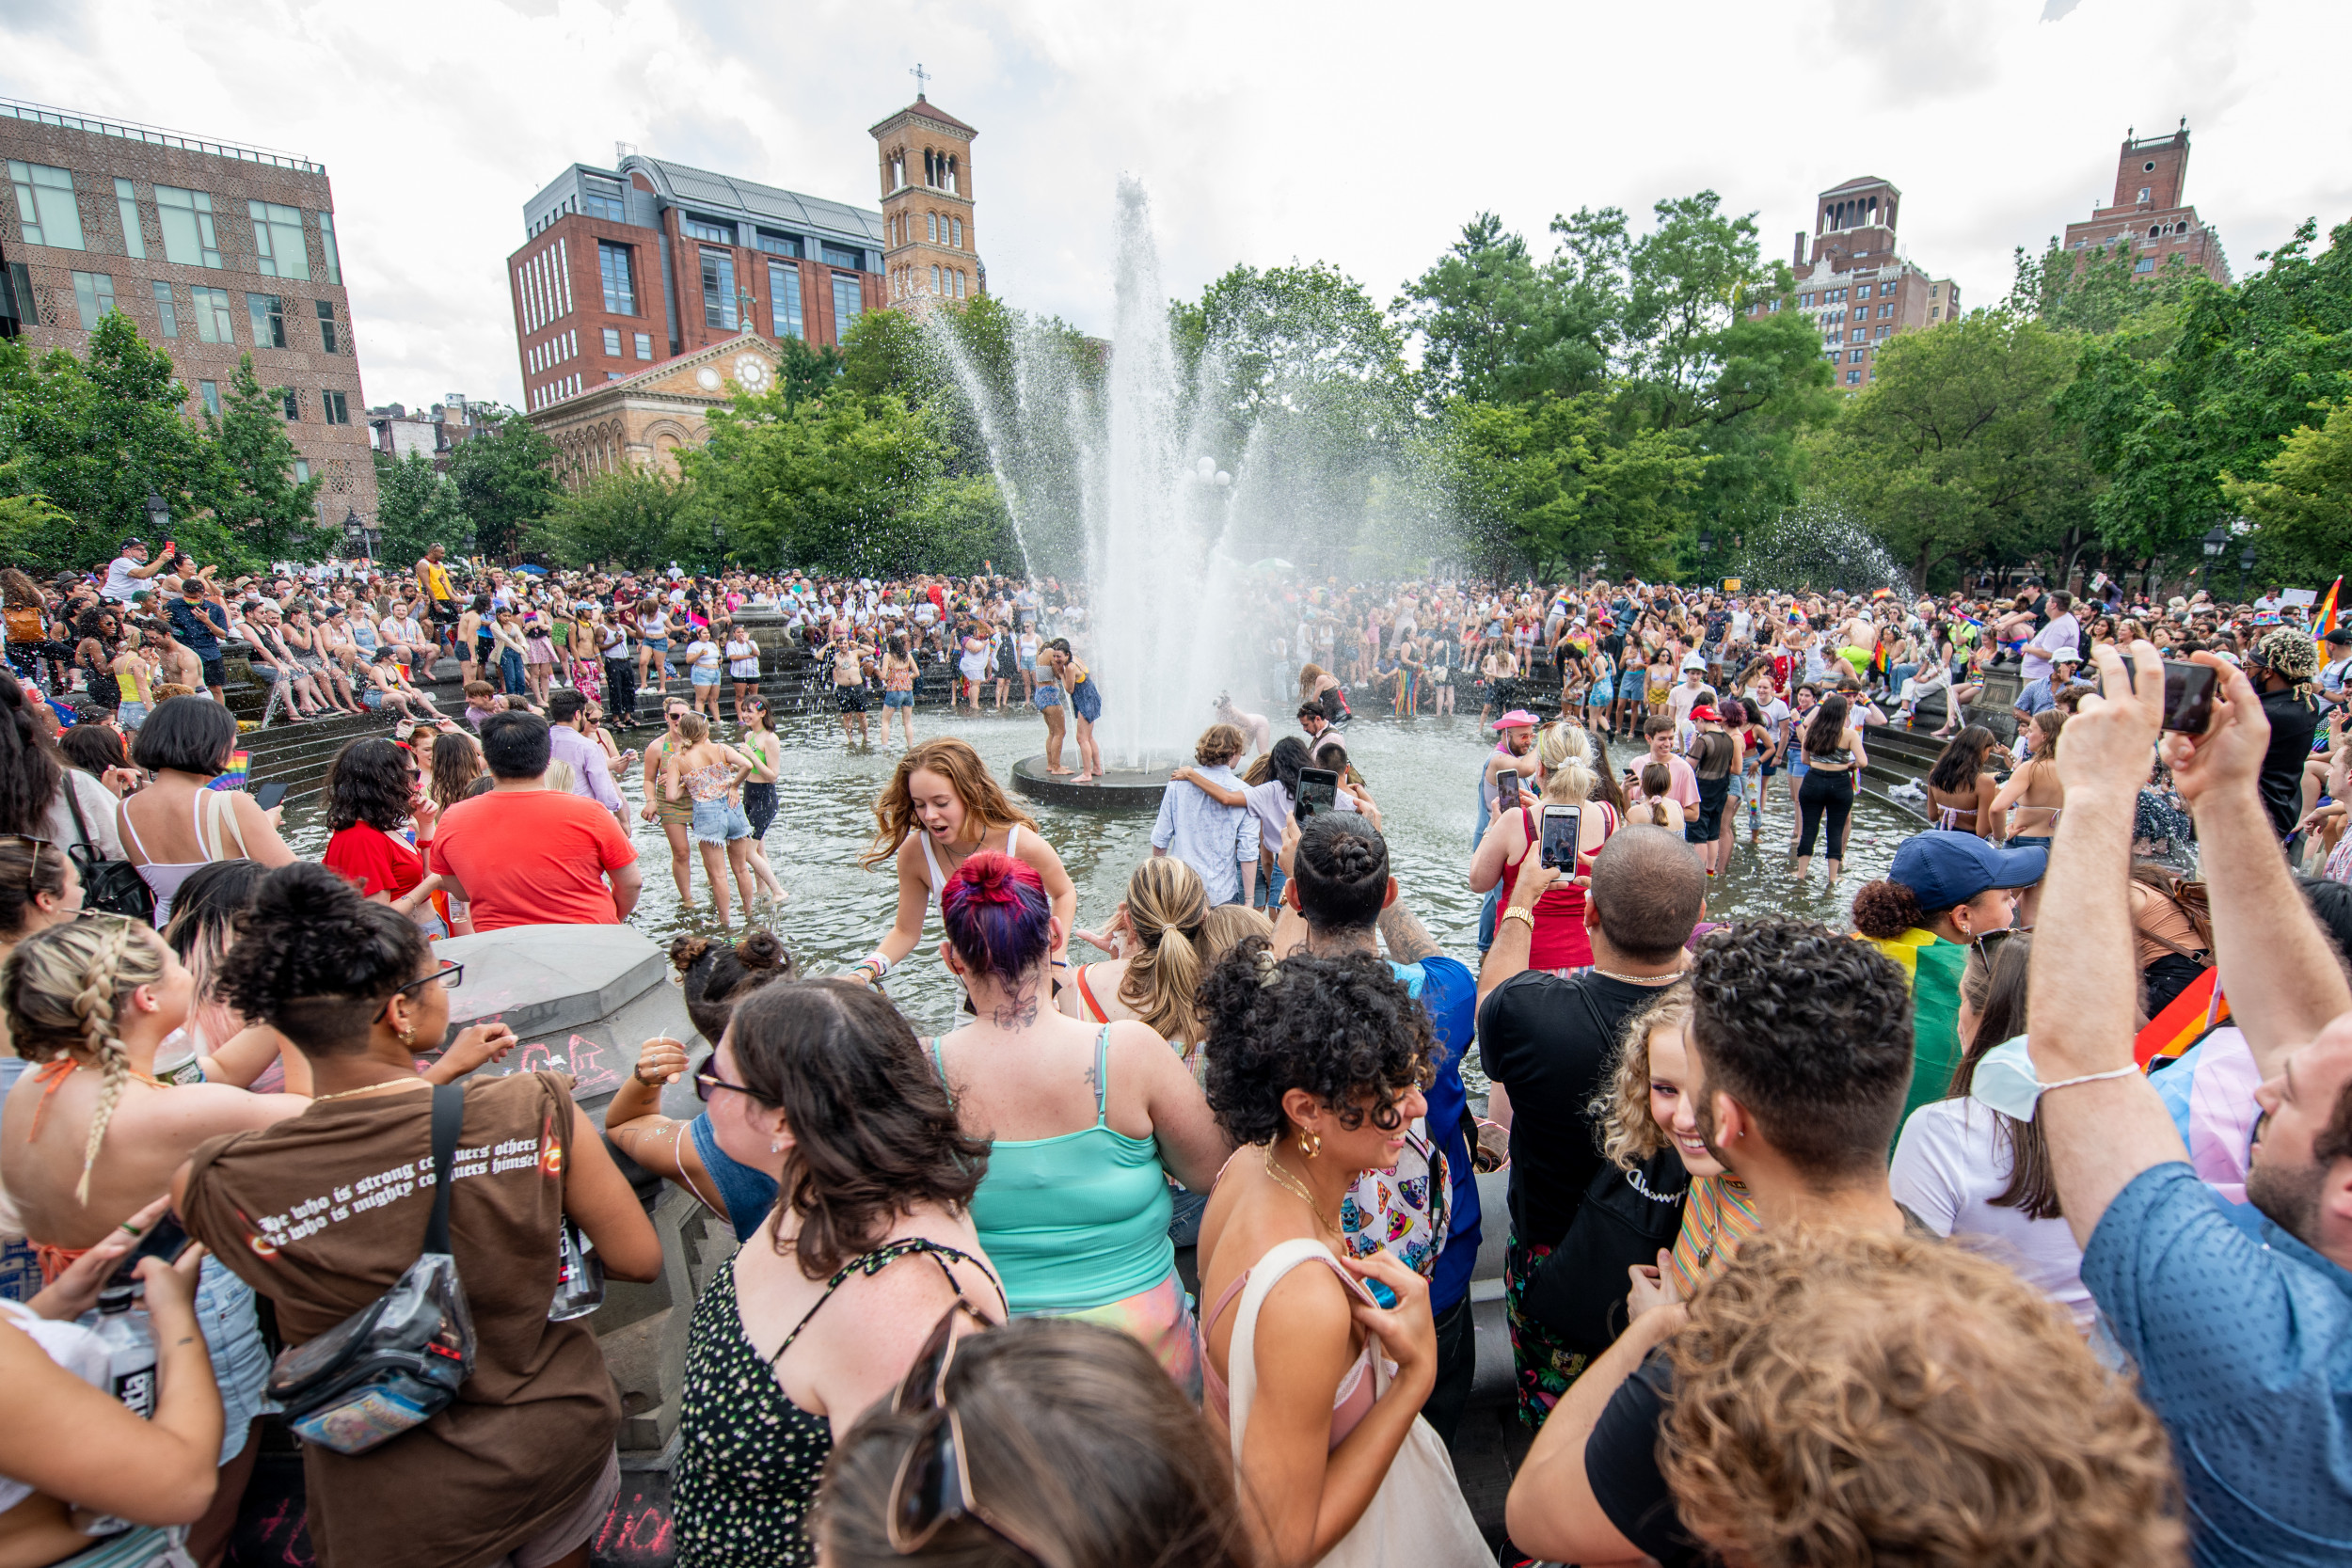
[885,1302,1050,1565]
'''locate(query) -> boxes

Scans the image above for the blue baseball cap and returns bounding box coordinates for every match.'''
[1888,830,2046,909]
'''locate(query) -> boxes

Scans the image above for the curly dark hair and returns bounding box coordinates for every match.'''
[670,927,795,1041]
[1199,938,1436,1146]
[1688,918,1914,1176]
[725,981,989,1278]
[216,862,429,1057]
[323,737,416,832]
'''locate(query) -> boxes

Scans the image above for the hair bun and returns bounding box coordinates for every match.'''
[736,929,789,972]
[669,934,714,973]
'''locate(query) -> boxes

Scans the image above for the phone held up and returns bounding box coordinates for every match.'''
[2113,654,2218,735]
[1539,804,1582,871]
[251,780,293,813]
[112,1211,193,1286]
[1294,768,1340,822]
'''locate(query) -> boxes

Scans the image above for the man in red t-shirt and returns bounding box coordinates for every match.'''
[431,711,643,930]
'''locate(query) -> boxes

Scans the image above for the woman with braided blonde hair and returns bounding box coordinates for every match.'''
[0,916,305,1562]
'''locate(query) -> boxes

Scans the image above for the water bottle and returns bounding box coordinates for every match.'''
[548,1219,606,1322]
[151,1030,204,1087]
[91,1286,157,1418]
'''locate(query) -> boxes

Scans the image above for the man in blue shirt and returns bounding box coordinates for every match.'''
[167,578,230,702]
[1273,810,1482,1442]
[2036,640,2352,1567]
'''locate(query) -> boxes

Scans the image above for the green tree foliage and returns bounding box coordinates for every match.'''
[2063,216,2352,570]
[1393,213,1611,410]
[775,336,848,411]
[202,356,324,561]
[372,451,469,569]
[2010,238,2203,336]
[1809,311,2094,590]
[1443,393,1708,578]
[2222,400,2352,582]
[529,467,701,570]
[446,409,562,560]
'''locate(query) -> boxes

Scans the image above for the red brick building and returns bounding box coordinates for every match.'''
[872,94,984,308]
[2059,120,2231,287]
[1745,174,1959,390]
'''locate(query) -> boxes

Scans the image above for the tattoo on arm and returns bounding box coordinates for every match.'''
[1377,902,1440,964]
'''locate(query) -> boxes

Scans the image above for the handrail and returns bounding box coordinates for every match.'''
[0,96,323,175]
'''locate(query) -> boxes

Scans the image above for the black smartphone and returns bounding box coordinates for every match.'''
[110,1211,192,1284]
[1540,804,1582,870]
[1495,768,1520,807]
[2162,661,2217,735]
[1295,768,1340,820]
[251,780,292,812]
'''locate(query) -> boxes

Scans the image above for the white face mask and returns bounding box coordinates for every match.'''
[1968,1036,2138,1121]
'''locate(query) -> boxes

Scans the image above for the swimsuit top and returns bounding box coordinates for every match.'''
[120,786,247,927]
[917,824,1024,905]
[1201,1241,1376,1449]
[683,759,737,803]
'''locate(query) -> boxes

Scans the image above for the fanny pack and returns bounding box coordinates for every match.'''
[267,1083,475,1455]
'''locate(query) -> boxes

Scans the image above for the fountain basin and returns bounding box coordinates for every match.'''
[1011,754,1173,811]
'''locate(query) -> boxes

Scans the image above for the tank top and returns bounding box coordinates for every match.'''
[1200,1246,1375,1449]
[930,1025,1174,1313]
[1499,802,1618,970]
[916,824,1024,907]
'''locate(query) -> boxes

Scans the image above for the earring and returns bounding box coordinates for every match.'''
[1296,1129,1321,1161]
[771,1137,784,1153]
[397,1022,414,1046]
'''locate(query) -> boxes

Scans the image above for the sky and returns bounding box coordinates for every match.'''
[5,0,2347,413]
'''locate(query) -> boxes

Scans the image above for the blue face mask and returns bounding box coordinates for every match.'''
[1968,1036,2139,1121]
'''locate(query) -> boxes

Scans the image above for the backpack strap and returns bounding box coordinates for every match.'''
[424,1083,465,1257]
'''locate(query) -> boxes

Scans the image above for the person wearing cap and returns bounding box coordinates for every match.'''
[100,538,168,606]
[1851,830,2042,1129]
[2242,625,2324,840]
[2318,626,2352,711]
[2013,645,2084,726]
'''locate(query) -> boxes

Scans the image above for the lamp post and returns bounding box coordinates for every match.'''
[144,491,171,540]
[2200,524,2230,585]
[342,508,379,568]
[709,517,725,566]
[2238,544,2258,603]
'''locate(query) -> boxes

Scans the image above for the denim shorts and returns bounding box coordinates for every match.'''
[690,797,753,845]
[691,667,722,687]
[883,689,914,708]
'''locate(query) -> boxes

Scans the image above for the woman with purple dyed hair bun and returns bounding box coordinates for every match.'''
[925,850,1232,1394]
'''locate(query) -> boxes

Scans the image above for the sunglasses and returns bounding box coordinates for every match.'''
[886,1303,1049,1565]
[691,1057,760,1102]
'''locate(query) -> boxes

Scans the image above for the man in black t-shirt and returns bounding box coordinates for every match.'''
[1477,827,1704,1430]
[1502,918,1916,1568]
[2243,628,2323,840]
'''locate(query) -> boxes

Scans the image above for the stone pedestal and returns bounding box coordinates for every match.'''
[1011,753,1171,810]
[1963,668,2024,745]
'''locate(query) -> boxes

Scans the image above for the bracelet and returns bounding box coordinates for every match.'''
[857,953,892,979]
[1500,907,1536,930]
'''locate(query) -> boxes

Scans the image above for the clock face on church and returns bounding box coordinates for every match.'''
[734,355,771,391]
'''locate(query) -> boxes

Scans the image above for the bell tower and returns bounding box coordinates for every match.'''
[871,75,982,314]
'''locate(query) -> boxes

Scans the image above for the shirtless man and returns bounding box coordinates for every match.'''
[143,619,202,697]
[831,627,872,745]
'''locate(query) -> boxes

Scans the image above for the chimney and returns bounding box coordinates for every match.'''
[1794,230,1805,268]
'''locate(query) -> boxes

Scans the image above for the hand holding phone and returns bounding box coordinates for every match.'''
[251,780,293,812]
[1539,804,1583,871]
[1295,768,1339,821]
[2160,660,2218,735]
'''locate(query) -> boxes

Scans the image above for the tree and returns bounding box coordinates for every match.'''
[445,409,561,560]
[775,336,848,411]
[529,467,700,570]
[1393,213,1613,410]
[1441,393,1708,579]
[2010,237,2204,336]
[2222,400,2352,583]
[1810,311,2095,589]
[200,356,323,562]
[372,450,469,569]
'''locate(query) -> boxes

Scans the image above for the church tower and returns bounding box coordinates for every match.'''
[872,79,983,313]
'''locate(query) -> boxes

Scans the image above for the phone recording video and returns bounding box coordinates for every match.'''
[1495,768,1520,806]
[2162,660,2218,735]
[1539,804,1582,871]
[1294,768,1340,821]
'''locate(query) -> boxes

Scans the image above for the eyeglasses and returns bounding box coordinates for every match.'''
[691,1058,758,1102]
[373,958,464,1022]
[887,1302,1049,1565]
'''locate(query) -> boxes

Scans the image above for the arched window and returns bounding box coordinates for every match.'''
[928,212,938,243]
[930,264,941,295]
[946,155,959,196]
[951,217,962,248]
[2150,224,2162,239]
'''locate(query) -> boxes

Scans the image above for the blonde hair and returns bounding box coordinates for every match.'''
[543,758,579,795]
[1594,981,1694,1169]
[1118,858,1211,1050]
[0,919,164,1204]
[1537,724,1597,807]
[863,737,1036,870]
[675,712,710,744]
[1197,903,1272,968]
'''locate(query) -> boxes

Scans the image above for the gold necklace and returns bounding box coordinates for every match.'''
[1262,1144,1343,1240]
[310,1078,431,1105]
[1587,966,1684,987]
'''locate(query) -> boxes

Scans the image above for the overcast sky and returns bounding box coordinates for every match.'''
[6,0,2347,413]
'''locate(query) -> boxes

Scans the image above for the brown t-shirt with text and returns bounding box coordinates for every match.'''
[183,1072,616,1568]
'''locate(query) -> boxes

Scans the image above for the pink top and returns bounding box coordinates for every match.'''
[1202,1249,1376,1449]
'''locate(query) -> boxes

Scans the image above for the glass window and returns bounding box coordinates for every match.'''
[597,241,635,314]
[757,231,801,258]
[769,261,803,341]
[2134,257,2154,273]
[71,271,116,329]
[1850,349,1866,363]
[928,213,938,243]
[952,218,962,248]
[602,326,622,356]
[113,177,144,259]
[1846,370,1861,386]
[198,380,220,417]
[293,458,310,483]
[930,263,941,295]
[820,242,862,270]
[317,211,342,284]
[248,201,310,280]
[8,161,84,250]
[281,388,299,420]
[322,389,350,425]
[246,293,287,348]
[155,186,221,268]
[700,248,738,329]
[683,215,733,244]
[151,280,179,337]
[314,299,338,353]
[192,287,234,344]
[634,332,653,360]
[582,178,626,223]
[832,273,862,341]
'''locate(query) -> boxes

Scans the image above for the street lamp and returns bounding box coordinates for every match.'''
[1697,529,1715,555]
[2239,543,2258,601]
[145,492,170,537]
[2201,524,2230,562]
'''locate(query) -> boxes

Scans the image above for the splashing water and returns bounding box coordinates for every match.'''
[1726,503,1914,597]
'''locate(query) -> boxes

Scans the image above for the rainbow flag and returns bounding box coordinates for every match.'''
[2316,578,2342,638]
[206,750,250,792]
[2136,968,2229,1069]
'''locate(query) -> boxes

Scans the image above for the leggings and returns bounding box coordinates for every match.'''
[604,657,638,725]
[741,781,777,841]
[1796,768,1855,859]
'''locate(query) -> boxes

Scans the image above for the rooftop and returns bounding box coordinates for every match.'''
[1820,173,1898,196]
[0,94,322,175]
[625,154,883,245]
[868,93,977,137]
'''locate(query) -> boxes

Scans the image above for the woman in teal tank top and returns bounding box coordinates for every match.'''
[930,850,1232,1394]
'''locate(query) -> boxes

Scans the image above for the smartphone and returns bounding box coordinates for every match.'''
[1294,768,1340,821]
[1540,804,1582,871]
[2162,660,2217,735]
[1494,768,1520,807]
[110,1211,192,1284]
[251,780,292,812]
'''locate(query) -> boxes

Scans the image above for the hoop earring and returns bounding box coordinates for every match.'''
[1297,1129,1321,1161]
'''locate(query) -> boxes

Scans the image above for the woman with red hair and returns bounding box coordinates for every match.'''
[926,849,1230,1392]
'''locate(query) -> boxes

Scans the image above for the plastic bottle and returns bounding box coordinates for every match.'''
[151,1030,204,1087]
[90,1285,157,1418]
[548,1219,606,1322]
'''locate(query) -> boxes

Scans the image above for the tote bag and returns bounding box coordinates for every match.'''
[1224,1238,1487,1568]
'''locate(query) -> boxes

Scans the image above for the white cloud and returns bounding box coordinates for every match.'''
[5,0,2345,408]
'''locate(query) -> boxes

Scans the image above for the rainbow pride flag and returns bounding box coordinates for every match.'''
[2136,967,2229,1069]
[205,750,250,792]
[2316,578,2342,638]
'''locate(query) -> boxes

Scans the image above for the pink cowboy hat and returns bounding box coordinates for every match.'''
[1488,709,1539,730]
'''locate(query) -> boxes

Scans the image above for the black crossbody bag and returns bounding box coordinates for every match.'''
[268,1083,477,1454]
[60,782,156,923]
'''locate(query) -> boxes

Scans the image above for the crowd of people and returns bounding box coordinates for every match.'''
[0,529,2346,1568]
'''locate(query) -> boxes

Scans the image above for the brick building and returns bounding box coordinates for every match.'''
[1744,173,1958,389]
[368,393,493,470]
[2059,119,2231,287]
[0,96,375,530]
[872,93,984,308]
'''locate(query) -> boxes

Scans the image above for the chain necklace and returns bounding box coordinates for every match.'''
[1262,1144,1343,1241]
[310,1078,431,1105]
[1588,965,1685,987]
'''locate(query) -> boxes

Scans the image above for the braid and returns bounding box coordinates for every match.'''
[71,921,135,1205]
